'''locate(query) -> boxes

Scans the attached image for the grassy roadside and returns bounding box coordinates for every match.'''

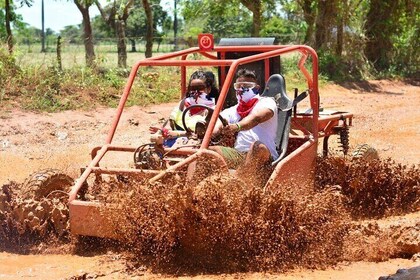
[1,48,324,113]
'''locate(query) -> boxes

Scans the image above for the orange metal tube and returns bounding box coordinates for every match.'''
[149,149,227,183]
[146,47,200,60]
[297,49,319,140]
[264,58,270,82]
[201,45,319,149]
[90,167,161,175]
[69,144,110,202]
[200,51,218,60]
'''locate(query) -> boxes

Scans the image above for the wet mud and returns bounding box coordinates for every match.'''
[0,156,419,274]
[0,182,70,253]
[99,157,419,273]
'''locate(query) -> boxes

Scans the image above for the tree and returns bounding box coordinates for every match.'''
[95,0,134,68]
[74,0,96,67]
[5,0,12,53]
[295,0,316,44]
[364,0,410,71]
[181,0,253,38]
[3,0,32,54]
[141,0,153,58]
[238,0,263,36]
[60,25,82,44]
[314,0,338,50]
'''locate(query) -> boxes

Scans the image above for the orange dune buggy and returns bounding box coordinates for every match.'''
[41,35,353,239]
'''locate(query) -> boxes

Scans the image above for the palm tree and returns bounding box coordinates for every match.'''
[41,0,45,52]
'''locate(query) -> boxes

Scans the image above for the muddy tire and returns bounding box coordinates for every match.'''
[352,144,379,161]
[20,169,74,200]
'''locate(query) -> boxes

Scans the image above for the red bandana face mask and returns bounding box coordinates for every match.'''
[236,88,259,118]
[184,91,215,115]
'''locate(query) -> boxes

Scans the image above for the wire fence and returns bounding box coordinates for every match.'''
[16,36,191,54]
[13,35,301,68]
[15,34,302,54]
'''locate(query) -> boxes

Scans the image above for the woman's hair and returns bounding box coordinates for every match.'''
[188,70,211,89]
[204,71,219,102]
[187,70,219,101]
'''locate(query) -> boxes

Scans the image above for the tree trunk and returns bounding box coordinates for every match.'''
[116,20,127,68]
[299,0,316,45]
[41,0,46,52]
[130,39,136,52]
[95,0,133,68]
[142,0,153,58]
[252,3,261,37]
[335,16,343,57]
[240,0,262,37]
[75,1,96,67]
[365,0,398,71]
[315,0,337,50]
[5,0,13,54]
[57,36,62,71]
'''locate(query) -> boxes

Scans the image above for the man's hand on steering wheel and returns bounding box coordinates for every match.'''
[181,104,227,135]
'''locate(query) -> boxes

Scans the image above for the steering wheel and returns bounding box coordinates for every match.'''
[181,104,228,136]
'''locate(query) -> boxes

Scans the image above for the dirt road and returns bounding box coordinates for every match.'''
[0,79,419,279]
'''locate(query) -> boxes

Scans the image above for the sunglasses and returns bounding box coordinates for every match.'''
[189,85,207,91]
[233,82,256,90]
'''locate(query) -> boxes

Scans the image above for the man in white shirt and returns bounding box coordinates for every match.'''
[212,69,278,177]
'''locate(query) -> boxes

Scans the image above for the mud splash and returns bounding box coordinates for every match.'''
[316,157,420,219]
[0,182,70,253]
[0,156,418,273]
[104,157,419,272]
[104,174,347,272]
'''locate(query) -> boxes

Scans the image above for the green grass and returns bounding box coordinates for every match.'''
[14,42,180,69]
[2,44,331,113]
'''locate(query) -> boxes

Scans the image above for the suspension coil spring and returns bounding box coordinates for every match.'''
[339,126,350,156]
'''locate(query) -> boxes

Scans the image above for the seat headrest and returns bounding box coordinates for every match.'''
[261,74,291,110]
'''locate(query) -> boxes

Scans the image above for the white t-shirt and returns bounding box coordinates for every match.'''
[221,96,279,160]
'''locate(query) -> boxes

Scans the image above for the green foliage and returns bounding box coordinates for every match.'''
[0,10,6,39]
[127,67,180,106]
[260,16,305,43]
[3,0,418,84]
[281,53,328,91]
[181,0,253,38]
[388,5,419,76]
[0,46,20,99]
[0,47,180,112]
[60,25,82,44]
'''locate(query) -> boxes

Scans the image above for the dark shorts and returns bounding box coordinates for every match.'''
[219,146,247,169]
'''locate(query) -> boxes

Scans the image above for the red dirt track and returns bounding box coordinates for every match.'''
[0,79,419,279]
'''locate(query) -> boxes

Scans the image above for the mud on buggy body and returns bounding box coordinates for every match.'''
[67,36,353,239]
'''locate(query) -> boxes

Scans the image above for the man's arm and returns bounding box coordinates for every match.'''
[225,107,274,132]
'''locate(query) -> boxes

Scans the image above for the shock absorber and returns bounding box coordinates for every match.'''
[339,126,350,156]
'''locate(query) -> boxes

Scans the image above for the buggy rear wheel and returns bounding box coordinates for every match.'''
[20,169,74,200]
[14,169,74,237]
[351,144,379,161]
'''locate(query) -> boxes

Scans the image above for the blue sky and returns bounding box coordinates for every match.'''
[16,0,173,33]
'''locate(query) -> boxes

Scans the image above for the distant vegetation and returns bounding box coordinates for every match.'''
[0,0,418,112]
